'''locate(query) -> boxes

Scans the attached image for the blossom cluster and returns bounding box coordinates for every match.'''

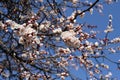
[105,0,118,4]
[57,47,71,55]
[61,30,80,48]
[111,37,120,43]
[5,19,40,48]
[104,14,114,33]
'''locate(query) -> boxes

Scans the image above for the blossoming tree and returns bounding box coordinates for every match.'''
[0,0,120,80]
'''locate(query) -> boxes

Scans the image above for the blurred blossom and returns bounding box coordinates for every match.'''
[105,72,112,78]
[6,20,23,30]
[95,52,100,57]
[97,4,103,9]
[39,21,51,31]
[60,17,65,22]
[89,8,93,15]
[19,37,24,44]
[111,37,120,43]
[89,71,94,77]
[106,0,112,4]
[21,71,30,79]
[21,53,28,58]
[96,64,99,68]
[34,37,40,44]
[53,28,62,33]
[77,10,81,14]
[58,47,71,54]
[55,37,60,41]
[61,30,76,39]
[104,14,114,33]
[38,0,43,2]
[71,0,78,4]
[98,9,103,13]
[0,21,5,30]
[68,11,76,20]
[109,48,116,53]
[24,26,36,35]
[95,3,103,13]
[86,45,93,52]
[39,24,45,30]
[61,30,80,48]
[95,69,100,74]
[108,72,112,76]
[104,26,114,33]
[80,12,85,18]
[85,40,90,45]
[101,63,109,69]
[0,21,4,26]
[94,42,99,46]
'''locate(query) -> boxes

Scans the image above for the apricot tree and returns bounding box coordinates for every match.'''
[0,0,120,80]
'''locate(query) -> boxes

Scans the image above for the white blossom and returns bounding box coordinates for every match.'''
[39,21,51,31]
[19,37,24,44]
[53,28,62,33]
[39,24,45,30]
[111,37,120,43]
[105,0,113,4]
[61,30,76,40]
[21,53,28,58]
[80,12,85,18]
[85,40,90,45]
[109,48,116,53]
[89,71,94,77]
[96,64,99,68]
[101,63,109,69]
[104,26,114,33]
[61,30,80,48]
[60,17,65,22]
[0,21,4,27]
[58,47,71,54]
[95,42,99,46]
[89,8,93,15]
[71,0,78,4]
[105,72,112,78]
[34,37,40,44]
[24,26,36,35]
[105,14,113,33]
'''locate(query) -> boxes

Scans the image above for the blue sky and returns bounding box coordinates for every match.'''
[70,1,120,79]
[81,1,120,37]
